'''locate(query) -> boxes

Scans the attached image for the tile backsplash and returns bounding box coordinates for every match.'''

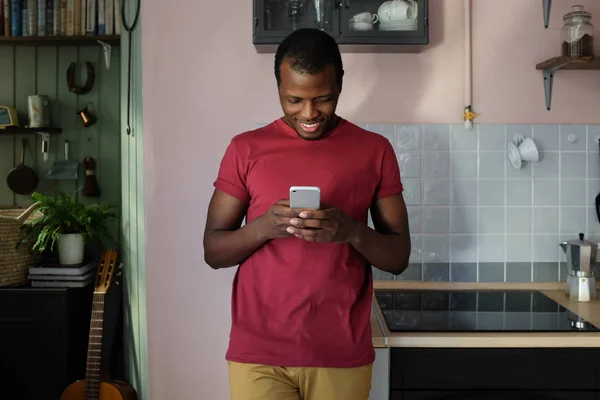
[363,123,600,283]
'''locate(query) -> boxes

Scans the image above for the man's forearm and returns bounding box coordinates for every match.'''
[204,217,268,269]
[349,222,411,275]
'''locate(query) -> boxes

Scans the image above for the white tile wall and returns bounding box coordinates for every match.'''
[365,123,600,267]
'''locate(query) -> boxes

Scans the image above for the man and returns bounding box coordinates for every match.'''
[203,28,411,400]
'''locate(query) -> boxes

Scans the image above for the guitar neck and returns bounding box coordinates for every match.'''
[84,291,106,399]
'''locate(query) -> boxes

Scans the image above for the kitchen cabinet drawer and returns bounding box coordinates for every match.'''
[398,391,598,400]
[391,348,600,391]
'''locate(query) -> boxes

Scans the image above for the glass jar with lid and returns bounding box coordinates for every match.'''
[561,5,594,57]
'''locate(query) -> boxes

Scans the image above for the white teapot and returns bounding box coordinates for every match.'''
[377,0,417,22]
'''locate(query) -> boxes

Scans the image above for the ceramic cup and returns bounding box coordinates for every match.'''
[517,137,539,162]
[513,134,539,162]
[350,12,378,24]
[508,134,539,169]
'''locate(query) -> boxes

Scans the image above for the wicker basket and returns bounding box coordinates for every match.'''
[0,202,42,287]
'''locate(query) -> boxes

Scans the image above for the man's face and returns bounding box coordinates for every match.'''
[278,59,341,140]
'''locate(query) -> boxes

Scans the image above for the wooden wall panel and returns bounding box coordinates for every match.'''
[119,2,149,395]
[0,35,148,399]
[0,36,148,399]
[0,44,121,243]
[0,47,16,203]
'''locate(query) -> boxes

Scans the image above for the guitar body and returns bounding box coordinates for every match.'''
[60,380,137,400]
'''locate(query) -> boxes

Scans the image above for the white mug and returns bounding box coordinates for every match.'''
[509,134,539,169]
[350,12,378,24]
[517,137,539,162]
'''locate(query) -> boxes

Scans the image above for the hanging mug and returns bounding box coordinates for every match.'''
[76,102,97,127]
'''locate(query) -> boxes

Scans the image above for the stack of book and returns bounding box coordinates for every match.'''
[27,258,97,288]
[0,0,121,37]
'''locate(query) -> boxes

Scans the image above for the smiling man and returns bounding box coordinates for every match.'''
[203,28,411,400]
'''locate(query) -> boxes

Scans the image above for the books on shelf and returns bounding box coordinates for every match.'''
[0,0,121,37]
[30,276,95,287]
[28,257,97,288]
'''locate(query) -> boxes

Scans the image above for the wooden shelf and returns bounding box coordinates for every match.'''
[535,56,600,111]
[0,127,62,134]
[0,35,120,46]
[536,56,600,70]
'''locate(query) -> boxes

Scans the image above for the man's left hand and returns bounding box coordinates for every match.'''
[286,204,359,243]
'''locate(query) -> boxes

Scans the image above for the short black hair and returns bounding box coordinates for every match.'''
[274,28,344,87]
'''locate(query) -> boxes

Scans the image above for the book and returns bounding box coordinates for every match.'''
[28,270,95,281]
[28,258,97,276]
[31,277,94,287]
[3,0,10,36]
[0,0,4,36]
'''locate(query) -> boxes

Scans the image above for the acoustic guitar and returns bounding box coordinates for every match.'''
[60,249,138,400]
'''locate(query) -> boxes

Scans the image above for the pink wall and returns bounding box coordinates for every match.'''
[141,1,600,398]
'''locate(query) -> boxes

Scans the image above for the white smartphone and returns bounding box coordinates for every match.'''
[289,186,321,209]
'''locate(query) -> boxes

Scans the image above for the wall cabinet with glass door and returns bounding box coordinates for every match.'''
[253,0,428,49]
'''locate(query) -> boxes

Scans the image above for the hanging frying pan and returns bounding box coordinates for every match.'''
[6,138,38,195]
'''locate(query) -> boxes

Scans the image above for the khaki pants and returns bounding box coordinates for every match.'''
[228,361,372,400]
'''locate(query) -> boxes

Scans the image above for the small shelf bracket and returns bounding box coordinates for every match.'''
[543,0,552,28]
[542,61,568,111]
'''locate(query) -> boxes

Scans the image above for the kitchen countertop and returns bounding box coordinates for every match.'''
[370,281,600,348]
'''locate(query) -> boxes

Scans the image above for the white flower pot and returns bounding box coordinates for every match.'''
[58,233,85,265]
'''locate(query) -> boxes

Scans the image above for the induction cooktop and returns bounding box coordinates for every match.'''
[374,290,599,332]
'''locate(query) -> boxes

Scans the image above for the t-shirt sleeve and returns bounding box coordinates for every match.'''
[375,140,404,199]
[213,138,251,203]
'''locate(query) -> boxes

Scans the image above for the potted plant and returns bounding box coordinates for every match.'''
[19,191,118,265]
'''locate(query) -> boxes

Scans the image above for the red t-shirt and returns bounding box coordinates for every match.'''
[213,117,403,368]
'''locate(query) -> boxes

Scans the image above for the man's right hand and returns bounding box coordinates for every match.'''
[258,199,298,241]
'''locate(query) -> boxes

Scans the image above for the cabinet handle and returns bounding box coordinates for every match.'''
[334,0,339,9]
[345,0,350,8]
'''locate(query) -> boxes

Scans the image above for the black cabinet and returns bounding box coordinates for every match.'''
[0,287,93,399]
[0,285,125,400]
[253,0,428,49]
[390,348,600,400]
